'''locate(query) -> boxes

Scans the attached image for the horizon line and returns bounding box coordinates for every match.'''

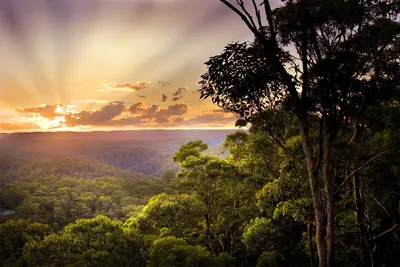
[0,127,246,134]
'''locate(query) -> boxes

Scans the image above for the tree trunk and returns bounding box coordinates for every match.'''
[308,222,314,267]
[298,119,327,267]
[322,134,335,267]
[352,173,375,267]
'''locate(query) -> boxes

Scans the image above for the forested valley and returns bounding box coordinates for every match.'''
[1,0,400,266]
[1,124,400,266]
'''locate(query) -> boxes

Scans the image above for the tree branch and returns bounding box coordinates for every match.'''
[252,0,263,30]
[261,1,276,43]
[373,224,398,240]
[372,195,393,221]
[219,0,260,38]
[336,149,399,194]
[236,0,258,31]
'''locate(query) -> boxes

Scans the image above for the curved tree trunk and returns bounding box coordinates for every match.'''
[298,119,327,267]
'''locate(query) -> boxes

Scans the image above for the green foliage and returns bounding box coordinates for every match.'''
[22,215,146,267]
[147,236,220,267]
[0,176,167,229]
[256,251,279,267]
[243,218,281,254]
[0,219,50,266]
[134,193,204,242]
[174,140,263,255]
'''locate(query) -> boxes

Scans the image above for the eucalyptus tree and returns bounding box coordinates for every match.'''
[200,1,400,266]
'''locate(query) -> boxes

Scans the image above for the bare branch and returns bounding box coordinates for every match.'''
[336,149,399,194]
[236,0,258,31]
[219,0,260,38]
[373,224,399,240]
[252,0,263,30]
[372,195,393,221]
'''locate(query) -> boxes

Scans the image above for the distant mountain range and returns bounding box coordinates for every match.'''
[0,129,241,178]
[0,129,237,143]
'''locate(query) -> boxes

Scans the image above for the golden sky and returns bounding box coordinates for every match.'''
[0,0,253,132]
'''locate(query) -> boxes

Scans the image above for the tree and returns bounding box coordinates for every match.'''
[147,236,228,267]
[22,215,145,266]
[200,1,400,266]
[0,220,50,266]
[134,193,204,242]
[174,141,262,256]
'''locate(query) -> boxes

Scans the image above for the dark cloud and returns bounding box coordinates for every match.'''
[172,87,188,97]
[65,101,125,126]
[171,87,188,101]
[161,94,168,102]
[128,102,145,114]
[128,102,188,125]
[158,81,171,87]
[172,96,183,102]
[165,103,188,116]
[203,109,227,113]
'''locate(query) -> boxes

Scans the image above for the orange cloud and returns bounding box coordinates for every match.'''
[16,104,76,119]
[65,101,126,126]
[6,100,235,130]
[99,81,151,92]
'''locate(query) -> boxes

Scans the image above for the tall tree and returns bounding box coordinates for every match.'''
[200,1,400,266]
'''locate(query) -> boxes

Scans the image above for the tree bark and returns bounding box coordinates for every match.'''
[298,118,327,267]
[308,222,314,267]
[352,172,376,267]
[322,134,335,267]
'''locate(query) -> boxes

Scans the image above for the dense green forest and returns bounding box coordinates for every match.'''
[1,0,400,266]
[1,125,400,266]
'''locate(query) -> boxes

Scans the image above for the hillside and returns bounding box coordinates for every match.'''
[0,130,236,177]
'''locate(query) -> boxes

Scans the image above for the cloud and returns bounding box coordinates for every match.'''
[16,104,76,119]
[128,102,159,118]
[173,87,188,97]
[165,103,188,116]
[99,81,151,92]
[202,108,227,113]
[161,94,168,101]
[158,81,171,87]
[171,87,188,101]
[172,96,183,101]
[65,101,126,126]
[9,101,233,130]
[128,102,145,114]
[127,102,189,125]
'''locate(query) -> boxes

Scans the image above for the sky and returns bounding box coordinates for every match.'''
[0,0,255,132]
